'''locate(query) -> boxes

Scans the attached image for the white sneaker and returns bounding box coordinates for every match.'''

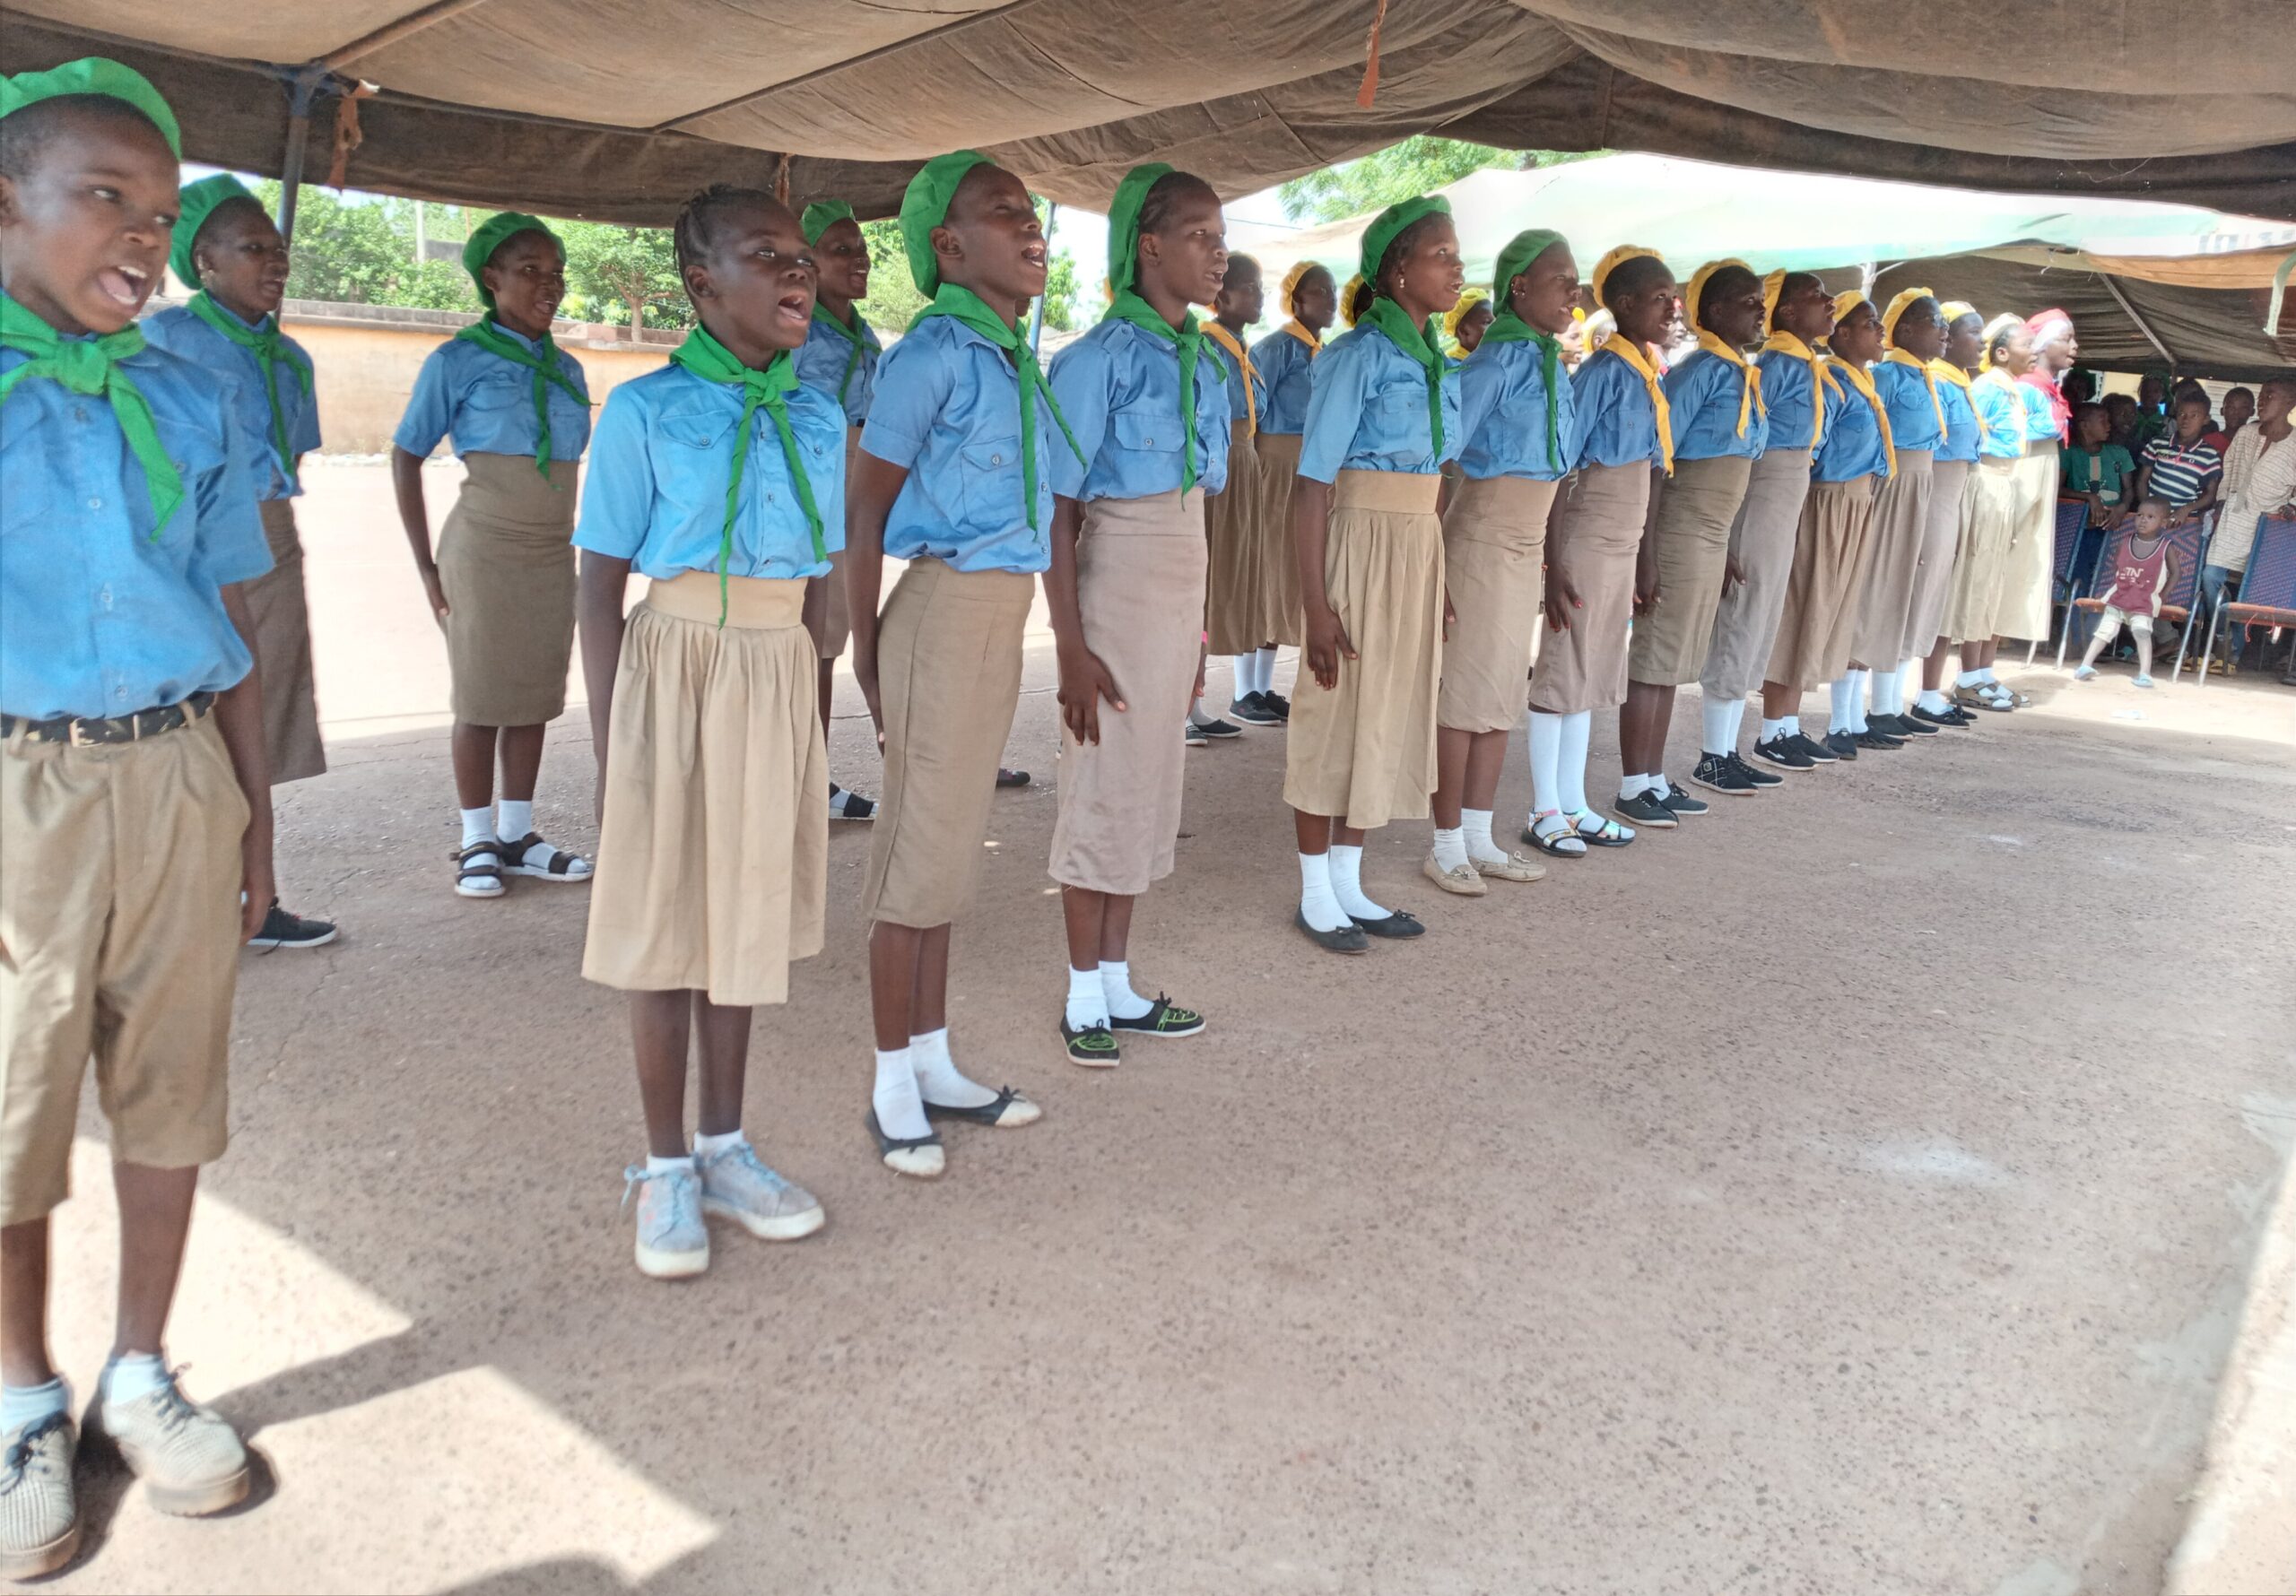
[697,1141,824,1241]
[0,1413,78,1578]
[91,1372,249,1517]
[622,1163,709,1278]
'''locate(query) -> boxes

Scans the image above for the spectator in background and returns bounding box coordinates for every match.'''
[2104,391,2142,452]
[2061,402,2136,530]
[2064,368,2099,408]
[2135,393,2223,529]
[2219,385,2256,443]
[2202,375,2296,670]
[2135,373,2170,445]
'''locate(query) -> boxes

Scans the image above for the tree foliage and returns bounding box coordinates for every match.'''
[1277,138,1600,225]
[256,181,480,309]
[559,221,687,333]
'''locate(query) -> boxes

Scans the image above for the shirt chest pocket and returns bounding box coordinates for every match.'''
[960,438,1025,530]
[1375,385,1427,438]
[1112,406,1178,458]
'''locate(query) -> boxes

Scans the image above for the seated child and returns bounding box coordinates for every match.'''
[2073,496,2178,688]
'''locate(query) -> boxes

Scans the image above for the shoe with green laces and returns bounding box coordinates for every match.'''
[1,1412,78,1579]
[1108,994,1206,1039]
[1060,1019,1122,1068]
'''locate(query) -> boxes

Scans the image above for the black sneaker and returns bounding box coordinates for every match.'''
[248,899,337,950]
[1879,710,1938,736]
[1189,716,1243,739]
[1228,692,1282,726]
[1107,993,1206,1038]
[1059,1020,1121,1067]
[1612,788,1678,829]
[1260,690,1291,720]
[1184,722,1209,748]
[1854,725,1904,750]
[1909,702,1972,730]
[1822,731,1862,761]
[1752,734,1813,771]
[1786,731,1839,764]
[1657,782,1709,818]
[1690,752,1758,795]
[1728,751,1783,789]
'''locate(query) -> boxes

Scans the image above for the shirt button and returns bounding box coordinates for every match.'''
[1145,438,1156,447]
[115,686,128,700]
[990,455,1003,466]
[99,587,113,609]
[74,406,90,424]
[88,497,104,510]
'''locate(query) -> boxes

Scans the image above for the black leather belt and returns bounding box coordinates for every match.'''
[2,690,217,748]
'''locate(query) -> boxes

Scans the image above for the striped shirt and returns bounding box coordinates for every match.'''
[2139,434,2222,507]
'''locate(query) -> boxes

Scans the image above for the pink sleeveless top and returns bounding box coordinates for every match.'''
[2100,533,2170,613]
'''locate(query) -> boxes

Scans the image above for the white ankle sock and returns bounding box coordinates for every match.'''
[874,1046,930,1139]
[645,1152,692,1176]
[1828,677,1857,734]
[1065,966,1110,1030]
[1327,844,1387,920]
[0,1377,68,1430]
[497,798,534,843]
[1649,773,1673,798]
[1100,960,1153,1020]
[100,1352,168,1407]
[1760,716,1788,744]
[1298,851,1349,932]
[1979,665,2000,685]
[693,1128,744,1157]
[1955,668,1983,689]
[460,806,497,848]
[1528,711,1563,819]
[1917,687,1951,714]
[1226,658,1253,702]
[1431,826,1470,872]
[1556,711,1592,814]
[1850,671,1872,732]
[1618,773,1654,802]
[1255,647,1279,695]
[910,1027,996,1108]
[1869,668,1900,718]
[1701,698,1735,757]
[1460,807,1505,863]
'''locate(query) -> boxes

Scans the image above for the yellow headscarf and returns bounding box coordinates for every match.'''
[1684,256,1763,438]
[1340,273,1369,328]
[1442,287,1489,356]
[1822,291,1896,478]
[1277,260,1325,357]
[1761,268,1789,331]
[1928,301,1988,447]
[1590,245,1673,472]
[1592,245,1665,307]
[1756,273,1839,447]
[1877,287,1946,435]
[1977,311,2024,374]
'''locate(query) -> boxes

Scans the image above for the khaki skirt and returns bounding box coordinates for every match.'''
[1252,429,1306,646]
[1439,473,1558,733]
[1700,446,1814,700]
[437,451,579,725]
[813,429,860,660]
[1629,453,1752,688]
[1050,490,1208,895]
[247,498,326,784]
[1766,476,1880,692]
[1204,421,1265,656]
[861,559,1036,929]
[1902,456,1970,659]
[1531,462,1648,716]
[1282,470,1443,829]
[2000,438,2060,643]
[582,572,826,1007]
[1849,448,1935,668]
[1942,455,2022,644]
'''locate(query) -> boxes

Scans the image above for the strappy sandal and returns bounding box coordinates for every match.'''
[454,840,507,898]
[1570,808,1635,848]
[1522,812,1588,859]
[922,1086,1041,1128]
[501,831,593,882]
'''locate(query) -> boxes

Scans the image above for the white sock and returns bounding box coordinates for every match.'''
[1556,711,1592,815]
[1254,647,1278,695]
[100,1352,169,1407]
[1327,844,1388,921]
[1528,711,1564,819]
[1065,966,1110,1030]
[1298,851,1349,932]
[910,1027,996,1108]
[1618,773,1654,802]
[1226,658,1254,702]
[1784,715,1802,738]
[1828,678,1857,734]
[1649,773,1673,798]
[873,1046,929,1139]
[460,806,497,848]
[1955,669,1983,689]
[1917,687,1950,714]
[1701,698,1735,757]
[1431,825,1470,872]
[1760,716,1788,744]
[1100,961,1153,1021]
[1979,665,2000,685]
[0,1377,69,1430]
[1849,671,1872,732]
[1461,807,1506,864]
[1868,668,1900,718]
[692,1128,744,1158]
[497,797,534,843]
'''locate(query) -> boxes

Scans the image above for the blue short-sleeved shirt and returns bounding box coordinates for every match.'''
[1874,358,1945,453]
[141,301,322,500]
[1457,338,1578,481]
[1755,348,1826,454]
[1662,349,1767,463]
[1971,374,2028,460]
[571,362,844,581]
[2,312,274,721]
[857,315,1065,574]
[1249,328,1318,436]
[1570,347,1665,472]
[793,308,881,429]
[1047,320,1231,503]
[393,325,593,461]
[1199,333,1265,432]
[1295,325,1462,483]
[2019,378,2066,444]
[1813,366,1892,482]
[1934,371,1981,464]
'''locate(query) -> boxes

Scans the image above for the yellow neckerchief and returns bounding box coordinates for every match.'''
[1278,318,1321,358]
[1199,319,1257,435]
[1758,331,1841,448]
[1926,358,1990,449]
[1693,332,1763,438]
[1883,347,1946,436]
[1825,354,1897,479]
[1596,334,1674,474]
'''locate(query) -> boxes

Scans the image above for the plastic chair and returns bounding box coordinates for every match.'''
[2055,516,2206,679]
[2032,497,2091,664]
[2199,515,2296,684]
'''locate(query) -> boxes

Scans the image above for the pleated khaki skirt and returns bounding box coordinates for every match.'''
[1629,453,1752,688]
[1283,470,1442,829]
[2000,438,2060,643]
[861,559,1037,929]
[1701,445,1813,700]
[1766,475,1880,692]
[436,451,579,725]
[1902,456,1970,659]
[1439,473,1557,733]
[247,497,326,784]
[1252,429,1306,646]
[582,572,827,1007]
[1204,421,1265,656]
[813,429,860,659]
[1942,455,2022,644]
[1531,462,1648,716]
[1050,490,1209,895]
[1849,448,1934,668]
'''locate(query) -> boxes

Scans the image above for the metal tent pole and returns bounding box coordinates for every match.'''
[275,68,327,243]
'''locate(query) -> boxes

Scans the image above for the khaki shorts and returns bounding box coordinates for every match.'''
[0,714,249,1225]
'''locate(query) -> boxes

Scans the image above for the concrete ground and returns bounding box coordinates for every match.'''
[37,462,2296,1595]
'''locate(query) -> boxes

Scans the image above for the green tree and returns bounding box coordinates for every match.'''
[560,221,687,335]
[854,217,928,333]
[1040,248,1078,333]
[1276,139,1601,225]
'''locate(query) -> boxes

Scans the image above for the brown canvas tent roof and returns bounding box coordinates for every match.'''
[4,2,2294,225]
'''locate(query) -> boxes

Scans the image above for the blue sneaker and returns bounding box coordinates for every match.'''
[2073,664,2097,681]
[2133,673,2156,689]
[697,1140,823,1241]
[622,1162,709,1279]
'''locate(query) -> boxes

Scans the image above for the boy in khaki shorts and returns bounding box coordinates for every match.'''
[2,58,276,1576]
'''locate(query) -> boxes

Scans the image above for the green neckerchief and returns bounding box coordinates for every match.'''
[1358,298,1448,459]
[1476,308,1564,472]
[667,325,825,626]
[0,294,182,538]
[909,282,1083,533]
[808,300,871,408]
[452,317,587,476]
[187,291,313,489]
[1101,288,1214,494]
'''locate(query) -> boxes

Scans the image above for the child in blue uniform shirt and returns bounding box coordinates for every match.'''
[1,59,276,1569]
[1842,289,1949,743]
[1042,163,1227,1063]
[791,198,881,820]
[1909,303,1987,727]
[391,212,595,899]
[575,186,839,1279]
[1245,261,1336,697]
[848,152,1061,1179]
[143,173,337,949]
[1196,251,1269,725]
